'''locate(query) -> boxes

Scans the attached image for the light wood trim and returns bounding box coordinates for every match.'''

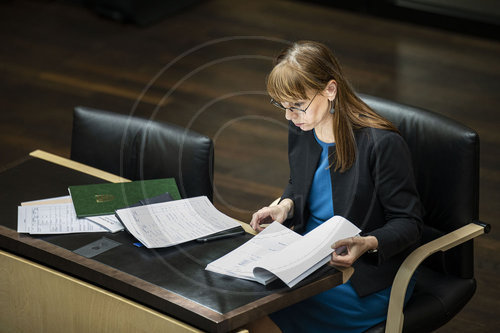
[385,223,486,333]
[0,250,202,333]
[29,149,131,183]
[240,221,257,235]
[21,196,73,206]
[335,266,355,284]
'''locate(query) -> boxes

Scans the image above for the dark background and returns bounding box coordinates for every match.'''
[1,0,498,331]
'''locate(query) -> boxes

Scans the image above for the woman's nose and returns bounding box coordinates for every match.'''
[285,108,295,120]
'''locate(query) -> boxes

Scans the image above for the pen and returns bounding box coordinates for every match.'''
[196,230,246,242]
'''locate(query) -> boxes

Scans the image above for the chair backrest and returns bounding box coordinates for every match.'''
[71,106,214,201]
[360,94,479,278]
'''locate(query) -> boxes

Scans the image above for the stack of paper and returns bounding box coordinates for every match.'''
[16,178,179,235]
[16,178,243,245]
[16,179,244,248]
[18,196,124,234]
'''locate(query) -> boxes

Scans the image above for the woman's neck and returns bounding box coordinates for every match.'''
[314,119,335,143]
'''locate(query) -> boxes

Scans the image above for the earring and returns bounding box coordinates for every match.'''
[329,100,335,114]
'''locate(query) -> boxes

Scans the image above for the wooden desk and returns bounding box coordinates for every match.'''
[0,151,350,333]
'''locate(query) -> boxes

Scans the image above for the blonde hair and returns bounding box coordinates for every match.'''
[267,41,397,172]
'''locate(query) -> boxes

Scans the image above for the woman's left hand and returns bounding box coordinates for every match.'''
[329,236,378,267]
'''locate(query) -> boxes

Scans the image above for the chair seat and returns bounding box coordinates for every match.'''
[365,266,476,333]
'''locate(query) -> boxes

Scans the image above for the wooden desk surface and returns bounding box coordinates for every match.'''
[0,151,347,333]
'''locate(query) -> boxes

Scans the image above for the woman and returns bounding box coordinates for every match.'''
[249,41,423,332]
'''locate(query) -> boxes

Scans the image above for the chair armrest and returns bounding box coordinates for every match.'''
[385,221,490,333]
[328,265,355,284]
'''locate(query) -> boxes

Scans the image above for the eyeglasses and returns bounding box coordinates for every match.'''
[270,92,318,113]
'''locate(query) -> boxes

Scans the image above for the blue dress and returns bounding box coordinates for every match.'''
[269,131,416,333]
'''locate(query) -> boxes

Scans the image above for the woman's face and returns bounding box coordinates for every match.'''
[282,91,332,132]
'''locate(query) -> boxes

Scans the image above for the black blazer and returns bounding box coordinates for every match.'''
[281,122,423,297]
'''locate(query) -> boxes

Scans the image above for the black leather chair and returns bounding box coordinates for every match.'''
[71,106,214,201]
[359,94,490,333]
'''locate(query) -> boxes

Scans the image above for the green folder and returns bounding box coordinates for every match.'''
[69,178,181,218]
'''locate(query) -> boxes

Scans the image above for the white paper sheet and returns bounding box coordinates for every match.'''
[115,196,241,248]
[17,203,108,234]
[86,215,124,233]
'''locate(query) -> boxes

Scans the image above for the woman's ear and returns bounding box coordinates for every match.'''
[324,79,337,101]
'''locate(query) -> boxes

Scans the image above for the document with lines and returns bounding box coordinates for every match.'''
[18,196,125,234]
[206,216,360,288]
[17,202,109,234]
[115,196,242,248]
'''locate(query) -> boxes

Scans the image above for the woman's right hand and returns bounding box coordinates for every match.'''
[250,199,293,232]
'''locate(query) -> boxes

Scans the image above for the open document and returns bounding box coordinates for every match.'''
[206,216,361,288]
[114,196,242,248]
